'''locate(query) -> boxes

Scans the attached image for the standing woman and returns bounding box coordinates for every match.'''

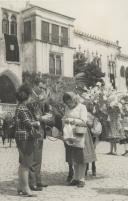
[106,104,123,155]
[119,101,128,155]
[63,92,96,187]
[15,84,39,197]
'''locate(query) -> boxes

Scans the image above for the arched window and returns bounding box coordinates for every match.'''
[2,13,9,34]
[120,66,125,77]
[108,61,116,89]
[125,67,128,78]
[10,15,17,35]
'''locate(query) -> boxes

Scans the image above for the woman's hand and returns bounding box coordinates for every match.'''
[74,119,86,127]
[31,121,40,128]
[63,119,69,124]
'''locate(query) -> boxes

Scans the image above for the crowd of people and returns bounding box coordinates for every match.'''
[0,112,15,147]
[1,79,128,197]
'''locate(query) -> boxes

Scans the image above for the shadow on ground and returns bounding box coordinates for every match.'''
[85,174,108,181]
[41,171,67,186]
[0,172,67,196]
[0,172,110,196]
[0,179,17,196]
[42,171,109,185]
[93,187,128,196]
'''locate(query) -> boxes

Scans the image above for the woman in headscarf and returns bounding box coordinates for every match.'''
[63,92,96,188]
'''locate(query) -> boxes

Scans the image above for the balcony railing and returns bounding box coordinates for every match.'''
[60,37,69,46]
[42,34,69,47]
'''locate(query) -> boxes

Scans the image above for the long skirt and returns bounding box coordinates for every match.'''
[65,128,96,164]
[105,112,125,143]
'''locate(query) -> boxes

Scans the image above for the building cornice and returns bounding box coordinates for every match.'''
[23,13,74,27]
[74,30,121,50]
[1,7,20,14]
[21,4,75,21]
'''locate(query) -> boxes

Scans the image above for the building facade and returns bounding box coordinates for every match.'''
[74,30,128,92]
[0,2,128,105]
[0,6,22,103]
[21,4,75,77]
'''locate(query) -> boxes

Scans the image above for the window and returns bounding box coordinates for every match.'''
[92,56,102,68]
[126,67,128,88]
[109,61,116,75]
[24,21,31,42]
[61,27,68,46]
[120,66,125,77]
[41,21,49,42]
[108,61,116,89]
[49,53,62,75]
[2,13,9,34]
[49,54,55,74]
[4,34,19,62]
[51,24,59,45]
[10,15,17,35]
[56,55,62,75]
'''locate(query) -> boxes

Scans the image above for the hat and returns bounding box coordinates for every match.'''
[96,82,102,87]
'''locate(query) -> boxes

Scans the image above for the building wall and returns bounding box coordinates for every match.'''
[22,41,36,72]
[21,7,75,77]
[35,42,74,76]
[73,33,128,91]
[0,7,22,87]
[116,58,128,92]
[0,3,128,93]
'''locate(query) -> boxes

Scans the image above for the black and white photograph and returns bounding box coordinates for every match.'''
[0,0,128,200]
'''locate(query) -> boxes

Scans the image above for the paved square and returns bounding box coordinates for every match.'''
[0,139,128,201]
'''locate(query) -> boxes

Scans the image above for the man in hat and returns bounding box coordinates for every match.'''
[28,80,48,191]
[38,81,51,101]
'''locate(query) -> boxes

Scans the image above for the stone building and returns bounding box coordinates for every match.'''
[0,6,22,103]
[0,2,128,106]
[0,3,75,104]
[21,3,75,77]
[74,30,128,92]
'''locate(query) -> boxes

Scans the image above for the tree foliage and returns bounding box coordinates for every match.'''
[22,71,76,103]
[73,52,105,88]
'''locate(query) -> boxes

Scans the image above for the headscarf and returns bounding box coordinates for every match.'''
[63,92,78,104]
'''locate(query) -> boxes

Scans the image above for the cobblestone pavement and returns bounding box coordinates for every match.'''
[0,138,128,201]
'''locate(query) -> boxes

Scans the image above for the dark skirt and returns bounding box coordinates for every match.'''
[120,130,128,144]
[64,128,96,164]
[16,138,35,168]
[99,113,110,141]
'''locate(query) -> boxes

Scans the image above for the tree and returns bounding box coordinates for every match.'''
[84,62,105,88]
[74,52,105,88]
[73,52,87,75]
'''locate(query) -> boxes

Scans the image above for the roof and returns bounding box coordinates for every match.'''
[1,7,20,14]
[21,3,75,21]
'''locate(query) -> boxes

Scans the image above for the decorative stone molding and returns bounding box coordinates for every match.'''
[74,29,121,50]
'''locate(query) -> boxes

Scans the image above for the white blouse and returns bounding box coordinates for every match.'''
[64,103,87,124]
